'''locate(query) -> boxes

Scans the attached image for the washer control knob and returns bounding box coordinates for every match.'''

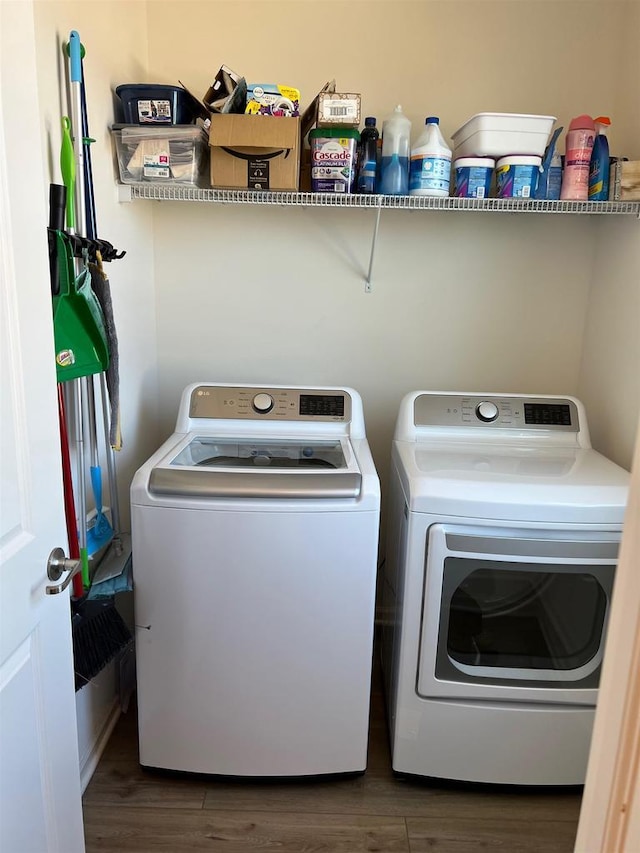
[252,393,274,414]
[476,401,499,423]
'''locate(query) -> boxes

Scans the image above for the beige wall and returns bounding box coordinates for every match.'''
[151,203,597,480]
[577,2,640,470]
[147,0,629,154]
[28,0,638,780]
[144,0,637,476]
[32,0,640,499]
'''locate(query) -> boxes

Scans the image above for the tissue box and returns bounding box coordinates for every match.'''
[209,114,300,190]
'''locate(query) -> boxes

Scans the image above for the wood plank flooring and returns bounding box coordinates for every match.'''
[83,659,582,852]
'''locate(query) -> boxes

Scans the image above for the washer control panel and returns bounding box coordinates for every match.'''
[189,386,351,422]
[414,395,579,431]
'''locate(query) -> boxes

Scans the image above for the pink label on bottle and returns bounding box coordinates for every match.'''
[565,131,595,167]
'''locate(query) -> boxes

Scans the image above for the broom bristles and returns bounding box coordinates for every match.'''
[72,600,132,691]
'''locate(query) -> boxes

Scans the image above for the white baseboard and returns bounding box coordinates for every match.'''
[80,697,121,793]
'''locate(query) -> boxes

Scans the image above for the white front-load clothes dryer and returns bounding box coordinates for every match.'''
[131,383,380,777]
[381,392,629,786]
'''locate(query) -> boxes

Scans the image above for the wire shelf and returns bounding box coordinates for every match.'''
[125,184,640,215]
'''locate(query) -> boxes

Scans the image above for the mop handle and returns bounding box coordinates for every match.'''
[58,385,84,599]
[73,377,90,588]
[68,32,85,242]
[69,30,82,82]
[100,372,121,534]
[87,375,98,468]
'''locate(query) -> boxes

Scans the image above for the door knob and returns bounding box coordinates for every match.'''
[46,547,82,595]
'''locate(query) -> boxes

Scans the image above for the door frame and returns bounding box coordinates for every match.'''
[575,424,640,851]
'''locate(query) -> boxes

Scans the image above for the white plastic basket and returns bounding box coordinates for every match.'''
[452,113,556,159]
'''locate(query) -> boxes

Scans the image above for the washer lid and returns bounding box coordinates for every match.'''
[395,441,629,523]
[149,435,362,499]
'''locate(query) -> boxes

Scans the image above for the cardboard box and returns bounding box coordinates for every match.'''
[317,92,361,127]
[202,65,247,114]
[610,160,640,201]
[209,114,300,190]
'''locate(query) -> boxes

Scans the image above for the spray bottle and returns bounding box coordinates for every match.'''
[588,116,611,201]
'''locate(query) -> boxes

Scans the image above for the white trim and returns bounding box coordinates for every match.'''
[79,698,121,794]
[575,423,640,851]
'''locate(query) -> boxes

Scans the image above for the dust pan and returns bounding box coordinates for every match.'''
[52,230,109,383]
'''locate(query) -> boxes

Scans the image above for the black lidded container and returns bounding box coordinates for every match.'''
[115,84,202,125]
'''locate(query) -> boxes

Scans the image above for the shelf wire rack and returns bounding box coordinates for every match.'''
[124,185,640,215]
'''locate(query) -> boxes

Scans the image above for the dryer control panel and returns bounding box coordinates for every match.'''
[414,395,580,431]
[189,386,352,422]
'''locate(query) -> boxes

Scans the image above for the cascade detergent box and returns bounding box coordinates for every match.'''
[208,82,334,191]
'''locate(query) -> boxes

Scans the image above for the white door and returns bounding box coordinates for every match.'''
[0,3,85,851]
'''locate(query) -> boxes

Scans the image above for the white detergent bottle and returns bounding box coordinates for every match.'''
[380,105,411,195]
[409,116,452,197]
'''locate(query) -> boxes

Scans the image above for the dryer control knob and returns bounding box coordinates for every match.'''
[252,393,274,414]
[476,401,499,423]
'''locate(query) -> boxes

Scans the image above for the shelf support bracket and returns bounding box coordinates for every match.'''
[117,184,132,203]
[365,205,382,293]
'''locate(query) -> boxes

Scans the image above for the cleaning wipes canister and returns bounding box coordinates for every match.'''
[310,128,359,193]
[496,155,542,198]
[453,157,494,198]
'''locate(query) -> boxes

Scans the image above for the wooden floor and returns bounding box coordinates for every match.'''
[83,660,582,852]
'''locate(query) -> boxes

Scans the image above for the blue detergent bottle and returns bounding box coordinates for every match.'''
[357,117,379,194]
[588,116,611,201]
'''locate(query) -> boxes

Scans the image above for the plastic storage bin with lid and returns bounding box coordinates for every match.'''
[111,124,208,185]
[115,84,201,125]
[451,113,556,158]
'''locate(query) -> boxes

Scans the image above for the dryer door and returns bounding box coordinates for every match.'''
[417,523,618,705]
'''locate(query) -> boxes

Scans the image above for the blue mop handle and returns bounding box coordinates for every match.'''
[69,31,82,82]
[90,465,103,514]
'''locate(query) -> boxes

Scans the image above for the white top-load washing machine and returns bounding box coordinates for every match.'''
[382,392,629,786]
[131,383,380,777]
